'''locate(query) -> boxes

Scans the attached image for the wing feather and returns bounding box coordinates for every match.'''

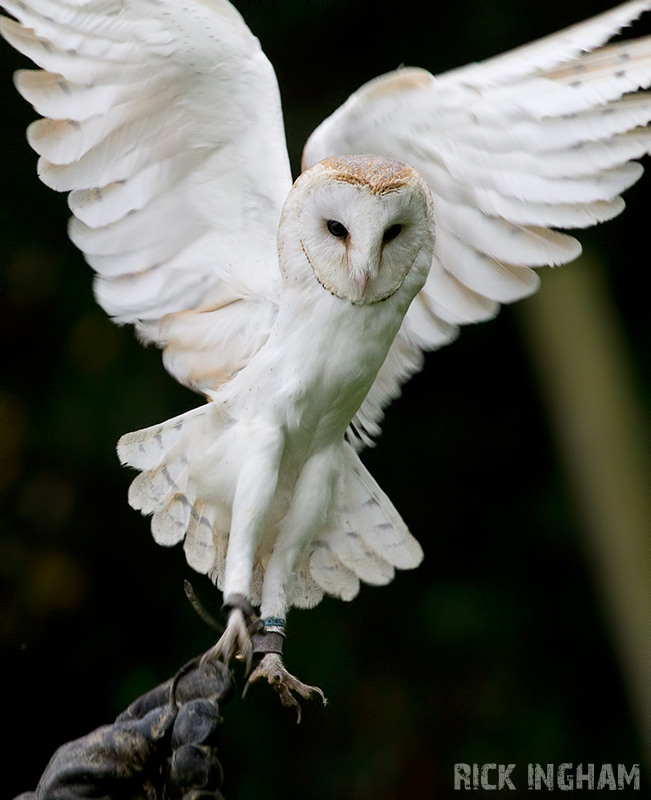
[441,0,651,86]
[303,3,651,440]
[0,0,292,394]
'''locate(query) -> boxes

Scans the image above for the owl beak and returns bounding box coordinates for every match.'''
[350,255,379,299]
[349,235,381,299]
[353,272,371,297]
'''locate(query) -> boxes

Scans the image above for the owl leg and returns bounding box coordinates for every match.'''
[203,430,282,671]
[246,620,325,722]
[245,447,338,717]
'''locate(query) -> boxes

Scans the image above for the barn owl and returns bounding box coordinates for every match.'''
[2,0,651,712]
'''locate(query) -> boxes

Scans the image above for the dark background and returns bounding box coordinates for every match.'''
[1,1,650,797]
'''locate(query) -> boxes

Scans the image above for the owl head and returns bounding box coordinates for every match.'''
[278,155,435,307]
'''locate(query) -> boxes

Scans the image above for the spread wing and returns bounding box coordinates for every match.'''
[302,0,651,446]
[0,0,292,393]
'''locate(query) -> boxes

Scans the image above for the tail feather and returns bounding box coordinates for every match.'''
[119,404,222,573]
[309,544,360,602]
[346,448,423,570]
[127,455,189,514]
[309,444,423,600]
[151,492,193,547]
[183,501,218,574]
[324,527,395,586]
[118,412,194,471]
[119,411,422,608]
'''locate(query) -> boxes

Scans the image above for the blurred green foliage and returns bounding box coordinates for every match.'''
[1,1,649,797]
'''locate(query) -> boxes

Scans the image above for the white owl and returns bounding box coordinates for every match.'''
[2,0,651,711]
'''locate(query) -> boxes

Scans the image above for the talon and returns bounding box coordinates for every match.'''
[202,604,256,672]
[246,653,326,722]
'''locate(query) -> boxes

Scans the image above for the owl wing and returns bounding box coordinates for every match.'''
[0,0,292,393]
[302,0,651,446]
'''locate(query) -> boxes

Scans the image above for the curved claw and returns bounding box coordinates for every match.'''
[245,653,327,723]
[202,608,254,673]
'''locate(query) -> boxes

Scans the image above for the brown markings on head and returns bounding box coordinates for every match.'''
[319,154,417,195]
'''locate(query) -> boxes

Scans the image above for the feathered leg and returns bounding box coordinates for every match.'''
[203,427,282,671]
[247,446,339,717]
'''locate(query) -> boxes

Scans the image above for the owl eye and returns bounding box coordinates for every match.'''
[326,219,348,238]
[383,223,402,242]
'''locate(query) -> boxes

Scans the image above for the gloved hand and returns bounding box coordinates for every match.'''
[14,657,234,800]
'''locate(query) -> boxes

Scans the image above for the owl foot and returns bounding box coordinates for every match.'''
[245,653,326,723]
[201,593,258,673]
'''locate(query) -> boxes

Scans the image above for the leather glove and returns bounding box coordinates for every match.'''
[14,657,234,800]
